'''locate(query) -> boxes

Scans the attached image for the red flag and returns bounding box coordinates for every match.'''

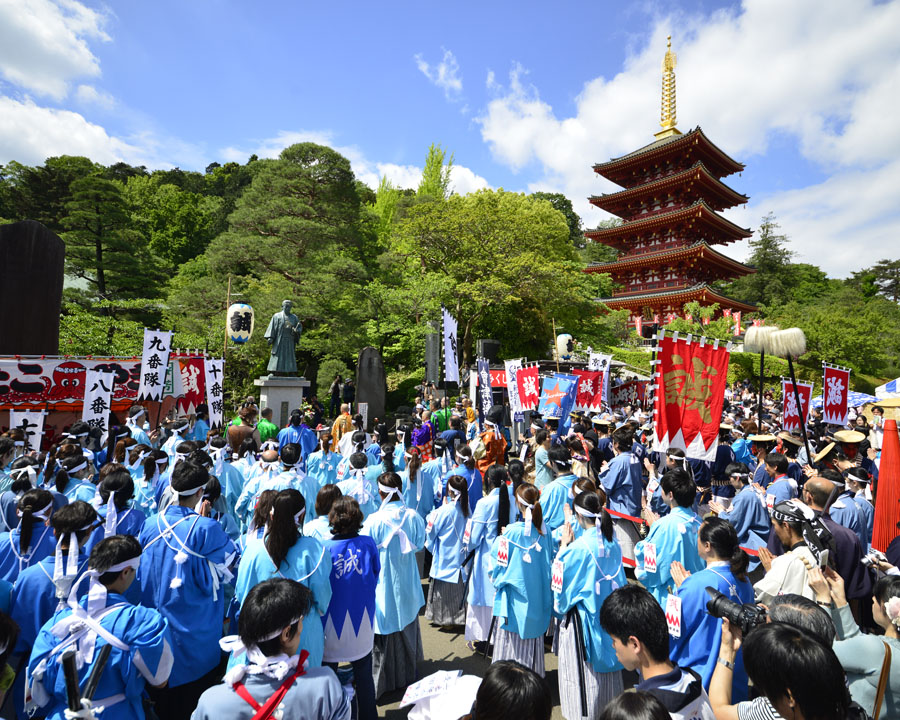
[515,365,540,410]
[782,379,813,432]
[176,357,206,414]
[873,419,900,552]
[573,370,602,411]
[702,316,710,326]
[635,315,643,337]
[732,311,742,336]
[822,365,851,426]
[653,331,730,461]
[722,308,732,318]
[685,313,693,324]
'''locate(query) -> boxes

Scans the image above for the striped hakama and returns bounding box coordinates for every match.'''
[491,625,545,677]
[557,615,622,720]
[372,617,424,698]
[425,578,467,626]
[611,518,641,562]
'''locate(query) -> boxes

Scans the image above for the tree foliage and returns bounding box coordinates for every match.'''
[417,143,454,200]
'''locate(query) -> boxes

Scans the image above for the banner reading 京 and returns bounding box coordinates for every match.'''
[137,329,173,401]
[782,378,813,433]
[504,359,523,414]
[442,307,459,384]
[588,353,613,403]
[8,410,45,451]
[204,358,225,429]
[822,364,851,426]
[653,330,730,461]
[82,369,116,444]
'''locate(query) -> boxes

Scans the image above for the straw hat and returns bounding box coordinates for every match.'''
[833,429,866,444]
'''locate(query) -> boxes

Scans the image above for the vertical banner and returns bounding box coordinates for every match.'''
[590,353,613,403]
[177,357,207,415]
[634,316,643,337]
[81,370,116,444]
[515,364,540,411]
[822,364,851,426]
[573,370,601,412]
[476,357,492,423]
[442,307,460,384]
[8,410,45,451]
[137,329,173,401]
[782,378,813,433]
[732,311,742,336]
[163,358,184,400]
[537,374,578,421]
[357,401,369,430]
[653,330,731,461]
[204,358,225,429]
[504,359,523,414]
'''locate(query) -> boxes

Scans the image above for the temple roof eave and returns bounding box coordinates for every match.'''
[584,241,756,277]
[598,283,757,313]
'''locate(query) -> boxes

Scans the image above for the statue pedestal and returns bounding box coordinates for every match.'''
[254,375,311,427]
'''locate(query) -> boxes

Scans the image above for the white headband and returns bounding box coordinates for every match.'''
[66,460,89,475]
[574,505,599,519]
[13,441,24,447]
[175,485,205,497]
[521,500,535,537]
[18,501,53,521]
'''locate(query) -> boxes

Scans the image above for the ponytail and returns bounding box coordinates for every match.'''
[447,475,470,518]
[265,489,304,569]
[700,516,748,581]
[18,489,52,552]
[516,484,543,535]
[381,444,395,474]
[507,459,525,495]
[406,448,421,478]
[56,455,86,494]
[485,465,510,536]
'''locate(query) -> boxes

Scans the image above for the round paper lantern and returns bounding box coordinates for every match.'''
[227,303,254,344]
[556,333,574,360]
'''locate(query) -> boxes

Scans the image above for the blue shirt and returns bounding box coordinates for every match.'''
[490,521,553,639]
[634,506,704,606]
[539,473,577,531]
[599,452,642,518]
[465,487,516,608]
[446,465,483,514]
[425,501,467,583]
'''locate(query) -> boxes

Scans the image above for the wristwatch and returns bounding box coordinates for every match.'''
[717,656,734,670]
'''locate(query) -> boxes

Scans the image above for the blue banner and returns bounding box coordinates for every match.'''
[537,373,577,421]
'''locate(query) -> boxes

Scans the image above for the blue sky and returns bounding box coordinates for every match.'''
[1,0,898,276]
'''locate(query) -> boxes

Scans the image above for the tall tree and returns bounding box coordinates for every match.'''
[1,156,99,232]
[417,143,454,200]
[531,191,583,246]
[372,175,400,246]
[720,213,794,308]
[868,259,900,303]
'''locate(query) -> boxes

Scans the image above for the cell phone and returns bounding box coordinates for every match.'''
[818,549,830,568]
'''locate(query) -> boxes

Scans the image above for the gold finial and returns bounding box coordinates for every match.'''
[655,34,682,139]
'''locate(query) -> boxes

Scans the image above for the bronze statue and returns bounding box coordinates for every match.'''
[264,300,301,375]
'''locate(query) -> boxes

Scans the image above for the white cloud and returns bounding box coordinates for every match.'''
[477,0,900,276]
[75,83,115,109]
[414,49,463,100]
[0,0,110,100]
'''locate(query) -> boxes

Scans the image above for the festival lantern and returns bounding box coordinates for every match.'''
[227,303,254,344]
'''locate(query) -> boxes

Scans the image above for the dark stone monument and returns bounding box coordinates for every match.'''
[424,331,440,384]
[0,221,65,355]
[356,346,386,423]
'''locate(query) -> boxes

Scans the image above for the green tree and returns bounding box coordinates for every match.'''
[721,213,794,307]
[531,192,583,246]
[1,156,99,232]
[417,143,454,200]
[865,259,900,303]
[371,175,400,245]
[578,217,621,265]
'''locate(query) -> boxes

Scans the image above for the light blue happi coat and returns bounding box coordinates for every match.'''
[765,476,796,509]
[304,515,333,542]
[634,506,704,606]
[138,506,235,686]
[217,462,245,522]
[490,521,553,639]
[60,478,96,504]
[670,562,754,701]
[401,468,436,519]
[362,500,426,635]
[0,524,56,585]
[234,463,291,526]
[161,431,188,461]
[539,473,577,531]
[234,534,333,668]
[191,418,210,443]
[552,526,626,673]
[27,593,172,720]
[465,487,516,609]
[720,484,770,550]
[420,455,454,506]
[337,470,379,519]
[830,490,866,548]
[306,449,342,489]
[446,465,482,514]
[599,451,643,518]
[130,471,157,518]
[128,423,153,447]
[854,492,874,548]
[425,500,467,582]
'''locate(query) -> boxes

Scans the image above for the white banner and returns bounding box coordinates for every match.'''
[358,401,369,430]
[137,329,173,401]
[81,370,116,445]
[204,358,225,428]
[442,307,459,384]
[504,359,523,414]
[589,353,613,402]
[8,410,45,451]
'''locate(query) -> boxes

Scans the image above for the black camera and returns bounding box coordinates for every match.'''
[705,586,767,635]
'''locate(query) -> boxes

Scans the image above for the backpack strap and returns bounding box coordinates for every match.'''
[873,641,892,720]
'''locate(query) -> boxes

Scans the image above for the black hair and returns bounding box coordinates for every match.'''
[289,409,302,427]
[699,516,748,580]
[239,437,259,458]
[56,455,88,494]
[432,437,448,458]
[170,461,208,496]
[768,594,836,646]
[9,456,39,494]
[69,421,90,437]
[142,449,167,482]
[599,584,669,662]
[725,462,751,484]
[484,465,511,536]
[611,428,633,451]
[17,489,53,553]
[380,444,396,473]
[818,468,844,485]
[743,623,850,720]
[315,484,342,517]
[659,467,696,508]
[546,444,572,474]
[534,429,548,445]
[175,440,195,456]
[280,443,301,468]
[598,691,670,720]
[0,437,14,461]
[507,459,525,495]
[377,471,402,496]
[251,490,279,532]
[203,474,222,504]
[240,578,312,657]
[185,448,212,470]
[208,435,227,450]
[0,610,19,669]
[352,414,364,432]
[98,467,134,511]
[50,500,98,545]
[457,445,475,468]
[447,474,470,518]
[470,660,552,720]
[515,484,543,535]
[266,489,304,569]
[352,431,367,454]
[574,490,613,542]
[349,451,368,470]
[91,534,142,585]
[329,496,363,536]
[874,575,900,612]
[765,452,789,475]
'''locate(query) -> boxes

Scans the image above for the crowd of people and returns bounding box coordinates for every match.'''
[0,377,894,720]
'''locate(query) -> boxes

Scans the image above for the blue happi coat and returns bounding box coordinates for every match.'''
[323,534,380,663]
[465,487,516,609]
[85,505,146,553]
[490,521,553,639]
[0,524,56,584]
[830,490,866,548]
[854,492,874,548]
[306,449,342,489]
[445,464,483,513]
[425,500,467,583]
[337,470,380,519]
[599,451,643,518]
[539,473,577,531]
[401,467,436,519]
[634,506,704,606]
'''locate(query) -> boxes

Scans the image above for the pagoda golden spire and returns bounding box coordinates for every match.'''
[654,35,682,140]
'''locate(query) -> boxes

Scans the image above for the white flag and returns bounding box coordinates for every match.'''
[442,307,459,384]
[8,410,45,452]
[505,359,523,414]
[204,358,225,428]
[591,353,613,403]
[137,329,173,401]
[82,370,116,445]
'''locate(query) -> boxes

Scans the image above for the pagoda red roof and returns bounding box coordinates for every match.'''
[585,241,755,279]
[599,283,757,313]
[593,127,744,188]
[584,200,752,253]
[589,162,748,217]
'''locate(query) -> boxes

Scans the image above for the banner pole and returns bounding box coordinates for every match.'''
[223,275,232,359]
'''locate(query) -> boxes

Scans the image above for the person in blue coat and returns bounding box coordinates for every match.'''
[710,427,737,503]
[845,467,873,549]
[445,446,483,513]
[489,483,553,676]
[539,444,578,532]
[553,489,627,719]
[126,404,155,447]
[307,434,342,489]
[361,471,426,698]
[85,468,146,553]
[828,479,866,549]
[0,461,64,534]
[337,452,380,518]
[424,474,469,627]
[761,452,798,512]
[598,429,644,564]
[634,468,704,606]
[52,456,96,505]
[464,465,515,647]
[207,436,243,521]
[190,405,211,443]
[277,410,318,467]
[0,488,56,585]
[234,489,333,669]
[138,462,237,719]
[400,448,436,519]
[234,448,292,527]
[709,463,771,570]
[304,484,342,542]
[130,449,166,518]
[421,439,455,505]
[747,434,777,488]
[26,535,173,720]
[160,417,191,461]
[669,517,754,701]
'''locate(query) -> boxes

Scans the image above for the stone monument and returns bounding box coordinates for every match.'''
[254,300,310,426]
[356,346,386,424]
